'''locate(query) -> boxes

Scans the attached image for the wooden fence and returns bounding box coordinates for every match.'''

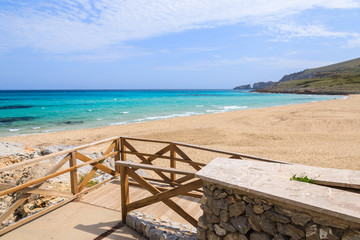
[0,136,286,234]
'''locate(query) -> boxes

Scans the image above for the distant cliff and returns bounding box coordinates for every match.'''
[279,70,315,82]
[234,57,360,95]
[252,81,275,89]
[233,82,275,90]
[233,84,251,90]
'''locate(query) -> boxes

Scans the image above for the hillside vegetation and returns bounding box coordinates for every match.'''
[256,57,360,95]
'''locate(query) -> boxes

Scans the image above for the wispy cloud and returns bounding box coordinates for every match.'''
[158,56,332,71]
[0,0,359,60]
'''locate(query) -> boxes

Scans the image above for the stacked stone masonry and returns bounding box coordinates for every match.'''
[126,212,197,240]
[197,182,360,240]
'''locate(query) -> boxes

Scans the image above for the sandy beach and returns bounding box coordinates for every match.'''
[1,95,360,170]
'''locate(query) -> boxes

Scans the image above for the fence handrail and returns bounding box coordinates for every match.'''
[0,136,119,172]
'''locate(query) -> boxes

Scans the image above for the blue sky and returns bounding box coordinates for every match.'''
[0,0,360,89]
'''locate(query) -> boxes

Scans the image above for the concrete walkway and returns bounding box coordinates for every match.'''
[2,202,146,240]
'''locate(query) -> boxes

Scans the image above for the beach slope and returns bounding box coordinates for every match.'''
[2,95,360,170]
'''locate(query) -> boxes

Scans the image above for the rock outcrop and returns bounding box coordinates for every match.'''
[233,84,252,90]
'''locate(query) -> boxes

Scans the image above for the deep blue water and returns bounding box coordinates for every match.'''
[0,90,341,137]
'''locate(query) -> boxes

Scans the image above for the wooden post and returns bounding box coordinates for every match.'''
[115,139,120,175]
[120,138,129,223]
[69,151,78,195]
[170,143,176,182]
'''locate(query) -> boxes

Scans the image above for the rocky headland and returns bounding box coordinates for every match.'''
[234,57,360,95]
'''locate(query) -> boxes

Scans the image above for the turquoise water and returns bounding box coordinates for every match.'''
[0,90,341,137]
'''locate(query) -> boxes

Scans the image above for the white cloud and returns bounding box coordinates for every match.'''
[268,22,359,40]
[346,37,360,48]
[158,56,332,71]
[0,0,359,58]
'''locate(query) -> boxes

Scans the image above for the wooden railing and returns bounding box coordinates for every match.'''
[0,137,120,235]
[114,137,288,227]
[0,136,287,234]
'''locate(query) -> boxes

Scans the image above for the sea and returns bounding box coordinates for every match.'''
[0,90,342,137]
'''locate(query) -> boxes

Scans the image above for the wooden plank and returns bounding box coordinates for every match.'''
[126,168,198,227]
[0,152,117,197]
[69,152,78,195]
[175,175,195,184]
[173,145,202,171]
[127,179,202,211]
[147,145,171,162]
[0,137,119,172]
[122,151,206,166]
[115,161,196,176]
[76,152,116,176]
[170,143,176,182]
[174,141,288,164]
[120,138,129,223]
[0,184,73,198]
[123,140,172,182]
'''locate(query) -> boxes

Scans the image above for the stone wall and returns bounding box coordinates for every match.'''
[126,211,197,240]
[197,182,360,240]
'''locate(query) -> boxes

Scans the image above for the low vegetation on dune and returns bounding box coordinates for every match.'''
[256,69,360,95]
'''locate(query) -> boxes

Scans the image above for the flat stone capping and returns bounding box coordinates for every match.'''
[196,158,360,225]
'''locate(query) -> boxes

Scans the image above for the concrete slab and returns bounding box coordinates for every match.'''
[196,158,360,224]
[2,202,145,240]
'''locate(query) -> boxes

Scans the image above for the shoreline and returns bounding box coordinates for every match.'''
[0,96,344,139]
[1,95,360,170]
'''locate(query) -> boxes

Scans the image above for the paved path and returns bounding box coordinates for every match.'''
[2,202,145,240]
[2,180,201,239]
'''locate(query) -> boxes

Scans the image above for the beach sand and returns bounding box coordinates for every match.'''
[1,95,360,170]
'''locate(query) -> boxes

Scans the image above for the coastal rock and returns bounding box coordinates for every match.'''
[233,84,252,90]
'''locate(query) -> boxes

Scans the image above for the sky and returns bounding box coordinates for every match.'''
[0,0,360,90]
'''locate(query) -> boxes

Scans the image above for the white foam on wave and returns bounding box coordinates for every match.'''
[109,121,128,126]
[135,112,198,122]
[88,109,93,112]
[97,118,103,121]
[9,129,21,132]
[205,109,226,113]
[196,105,203,108]
[223,105,248,110]
[32,126,40,129]
[120,111,129,114]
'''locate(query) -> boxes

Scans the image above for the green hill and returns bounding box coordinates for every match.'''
[256,57,360,95]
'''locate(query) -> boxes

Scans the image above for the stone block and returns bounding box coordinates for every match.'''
[291,212,311,226]
[230,216,251,234]
[229,201,246,217]
[248,215,261,232]
[224,232,248,240]
[220,221,237,233]
[212,198,229,210]
[305,224,320,240]
[249,232,271,240]
[207,230,221,240]
[342,229,360,240]
[264,210,290,223]
[277,223,305,240]
[253,205,264,214]
[214,224,227,236]
[259,215,277,235]
[220,209,230,223]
